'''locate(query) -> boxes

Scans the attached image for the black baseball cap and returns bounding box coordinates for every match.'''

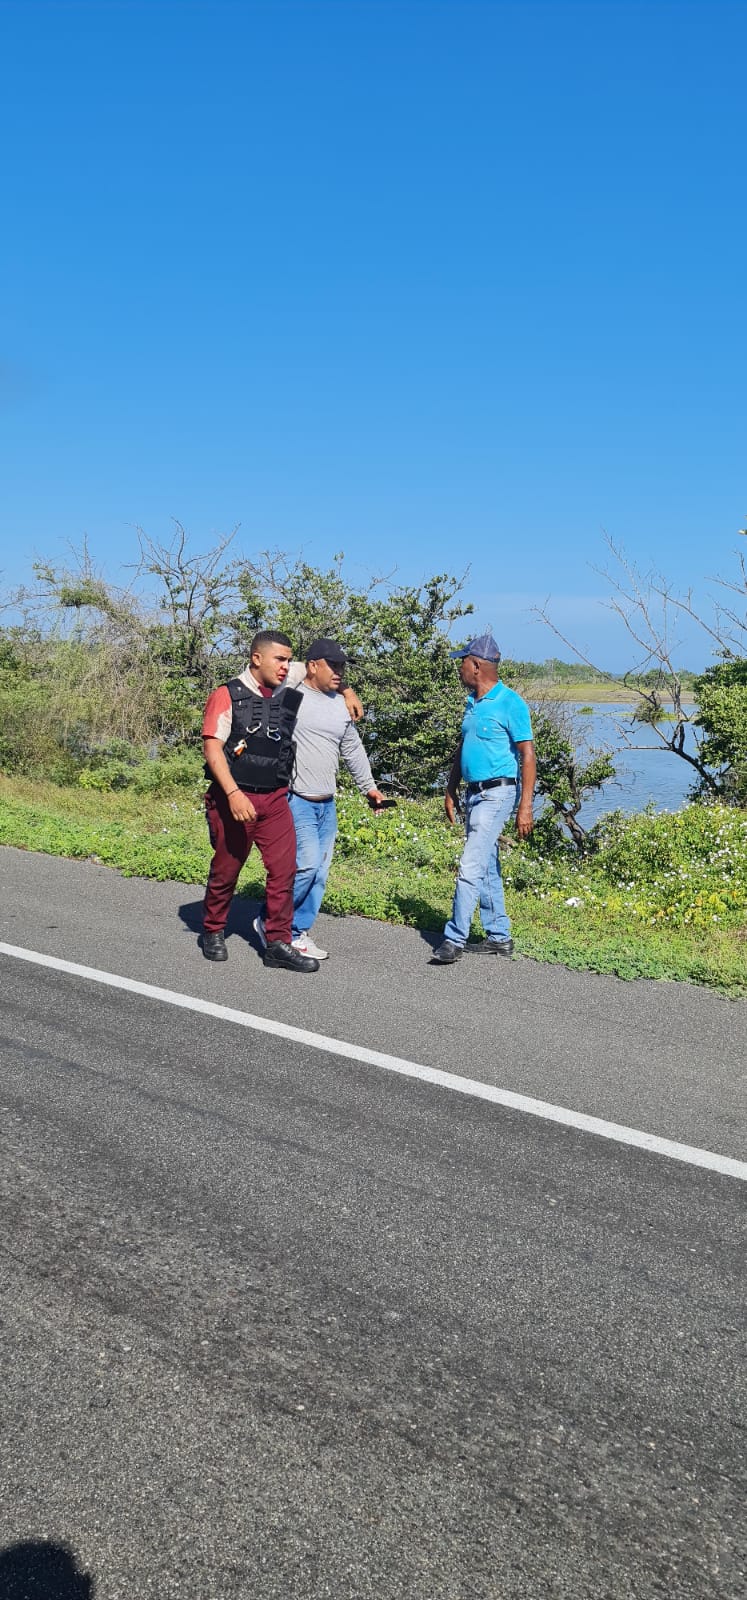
[306,637,349,665]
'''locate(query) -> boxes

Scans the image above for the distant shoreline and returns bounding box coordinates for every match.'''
[522,681,697,706]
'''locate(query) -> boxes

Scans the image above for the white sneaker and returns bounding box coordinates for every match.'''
[253,915,267,949]
[292,933,329,960]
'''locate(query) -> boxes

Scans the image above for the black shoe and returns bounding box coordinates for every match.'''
[430,939,464,964]
[484,937,514,957]
[263,940,320,973]
[202,931,228,962]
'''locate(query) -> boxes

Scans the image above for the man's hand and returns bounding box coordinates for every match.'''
[228,789,257,824]
[342,687,364,722]
[367,787,388,810]
[444,790,460,826]
[515,801,534,840]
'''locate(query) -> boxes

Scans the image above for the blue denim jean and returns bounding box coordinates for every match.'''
[443,785,516,947]
[289,794,338,938]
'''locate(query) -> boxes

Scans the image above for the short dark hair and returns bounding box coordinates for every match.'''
[249,630,293,656]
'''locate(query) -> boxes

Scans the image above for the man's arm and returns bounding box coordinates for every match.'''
[286,657,363,718]
[285,661,306,690]
[339,720,385,805]
[341,685,363,722]
[203,737,257,823]
[444,738,463,826]
[515,739,536,838]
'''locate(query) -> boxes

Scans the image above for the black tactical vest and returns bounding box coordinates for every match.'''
[222,679,303,792]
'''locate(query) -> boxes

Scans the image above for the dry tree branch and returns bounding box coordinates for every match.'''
[532,536,723,792]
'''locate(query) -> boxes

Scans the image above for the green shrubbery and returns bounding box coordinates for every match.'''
[334,790,747,936]
[693,659,747,803]
[77,744,204,794]
[508,803,747,931]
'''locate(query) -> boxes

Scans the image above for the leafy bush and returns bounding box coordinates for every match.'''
[130,750,204,793]
[78,746,204,793]
[78,760,134,792]
[630,698,675,725]
[335,789,462,875]
[528,804,747,930]
[524,705,615,846]
[693,659,747,803]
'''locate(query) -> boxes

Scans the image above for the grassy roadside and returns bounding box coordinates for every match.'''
[1,774,745,996]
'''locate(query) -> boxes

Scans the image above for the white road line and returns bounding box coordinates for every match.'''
[1,939,745,1181]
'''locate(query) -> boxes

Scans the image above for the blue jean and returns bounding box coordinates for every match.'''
[290,794,338,938]
[443,785,516,946]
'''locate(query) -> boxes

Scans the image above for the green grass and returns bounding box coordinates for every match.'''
[1,774,745,997]
[527,680,697,705]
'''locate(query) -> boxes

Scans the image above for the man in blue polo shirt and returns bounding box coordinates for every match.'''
[432,633,536,964]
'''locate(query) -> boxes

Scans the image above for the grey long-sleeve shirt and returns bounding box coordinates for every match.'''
[292,682,376,798]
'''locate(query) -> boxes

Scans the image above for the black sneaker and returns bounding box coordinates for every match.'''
[202,931,228,962]
[430,939,464,964]
[484,937,514,957]
[263,940,320,973]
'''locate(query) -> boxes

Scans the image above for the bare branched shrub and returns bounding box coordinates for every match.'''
[534,534,747,801]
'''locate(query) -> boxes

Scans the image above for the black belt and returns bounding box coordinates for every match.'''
[290,792,334,803]
[230,784,286,795]
[466,777,516,794]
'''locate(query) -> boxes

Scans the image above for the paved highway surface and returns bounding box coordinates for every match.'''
[0,847,745,1598]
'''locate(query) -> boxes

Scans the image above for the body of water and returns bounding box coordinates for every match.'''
[564,704,701,827]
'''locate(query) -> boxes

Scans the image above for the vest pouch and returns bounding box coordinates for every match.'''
[229,736,290,791]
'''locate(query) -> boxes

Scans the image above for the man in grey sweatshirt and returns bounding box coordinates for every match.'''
[254,638,385,960]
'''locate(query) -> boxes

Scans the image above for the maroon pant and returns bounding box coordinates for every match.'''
[203,785,296,943]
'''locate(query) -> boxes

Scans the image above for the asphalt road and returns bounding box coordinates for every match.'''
[0,847,745,1598]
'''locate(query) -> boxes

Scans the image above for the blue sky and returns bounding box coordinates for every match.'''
[1,0,745,668]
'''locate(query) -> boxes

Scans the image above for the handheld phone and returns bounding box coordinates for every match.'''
[368,796,397,810]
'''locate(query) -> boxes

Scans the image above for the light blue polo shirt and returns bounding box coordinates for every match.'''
[460,682,533,783]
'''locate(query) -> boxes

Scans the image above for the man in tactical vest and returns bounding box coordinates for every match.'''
[201,630,320,971]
